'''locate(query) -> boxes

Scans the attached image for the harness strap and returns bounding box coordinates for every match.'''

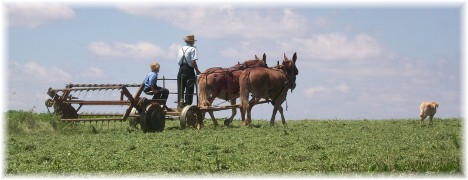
[271,81,288,105]
[181,47,189,65]
[270,67,290,104]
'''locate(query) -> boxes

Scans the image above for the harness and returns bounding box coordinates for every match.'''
[244,65,291,108]
[202,67,240,101]
[200,62,266,105]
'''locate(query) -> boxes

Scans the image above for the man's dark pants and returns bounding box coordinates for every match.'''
[177,64,196,107]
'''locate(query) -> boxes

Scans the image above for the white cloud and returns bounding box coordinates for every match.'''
[6,3,75,28]
[335,83,350,94]
[88,41,179,60]
[285,32,387,61]
[312,16,330,28]
[168,43,182,56]
[356,90,408,105]
[118,5,307,39]
[218,32,388,63]
[304,83,350,98]
[80,66,107,79]
[219,41,264,59]
[304,86,328,98]
[9,61,72,83]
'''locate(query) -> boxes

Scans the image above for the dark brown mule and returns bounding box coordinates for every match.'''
[198,54,267,126]
[239,52,298,126]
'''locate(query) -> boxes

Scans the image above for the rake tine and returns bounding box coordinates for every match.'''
[89,89,95,99]
[76,90,82,99]
[113,89,118,97]
[109,89,114,97]
[84,90,89,99]
[98,89,105,97]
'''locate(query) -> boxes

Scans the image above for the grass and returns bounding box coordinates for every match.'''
[4,110,464,177]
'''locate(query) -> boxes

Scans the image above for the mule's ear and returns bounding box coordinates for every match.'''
[262,53,266,63]
[292,52,297,63]
[255,54,260,60]
[284,53,288,61]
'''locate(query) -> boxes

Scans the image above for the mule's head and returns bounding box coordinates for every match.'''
[282,52,298,91]
[249,53,267,67]
[234,53,268,70]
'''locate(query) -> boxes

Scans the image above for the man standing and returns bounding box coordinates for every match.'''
[177,34,201,108]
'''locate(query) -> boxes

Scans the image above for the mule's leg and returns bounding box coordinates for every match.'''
[278,105,286,126]
[246,101,253,125]
[240,100,248,126]
[247,98,260,125]
[224,99,237,126]
[209,111,219,126]
[270,106,278,126]
[270,103,286,126]
[202,111,206,120]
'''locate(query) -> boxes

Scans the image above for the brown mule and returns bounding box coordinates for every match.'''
[239,52,298,126]
[198,53,267,126]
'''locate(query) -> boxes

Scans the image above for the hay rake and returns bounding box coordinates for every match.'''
[46,83,170,132]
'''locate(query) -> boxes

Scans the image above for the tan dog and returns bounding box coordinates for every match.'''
[419,101,439,124]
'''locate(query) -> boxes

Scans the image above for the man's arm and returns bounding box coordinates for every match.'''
[192,60,201,75]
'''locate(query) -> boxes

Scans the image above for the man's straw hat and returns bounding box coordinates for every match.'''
[184,34,197,42]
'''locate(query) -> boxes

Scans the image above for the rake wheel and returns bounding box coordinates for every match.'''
[179,105,203,130]
[140,104,165,133]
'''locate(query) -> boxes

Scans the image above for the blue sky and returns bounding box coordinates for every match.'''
[3,2,465,120]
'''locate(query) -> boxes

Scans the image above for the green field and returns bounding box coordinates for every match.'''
[4,110,464,177]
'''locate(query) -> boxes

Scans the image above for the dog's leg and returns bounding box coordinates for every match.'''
[429,115,434,125]
[420,115,426,124]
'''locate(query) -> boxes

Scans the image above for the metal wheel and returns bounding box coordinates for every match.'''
[45,99,55,114]
[45,99,54,107]
[179,105,203,129]
[140,104,165,133]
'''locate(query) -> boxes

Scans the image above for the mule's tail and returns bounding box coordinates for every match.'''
[198,74,212,107]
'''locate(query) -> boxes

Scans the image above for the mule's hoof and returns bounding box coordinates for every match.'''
[224,119,232,126]
[241,121,247,126]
